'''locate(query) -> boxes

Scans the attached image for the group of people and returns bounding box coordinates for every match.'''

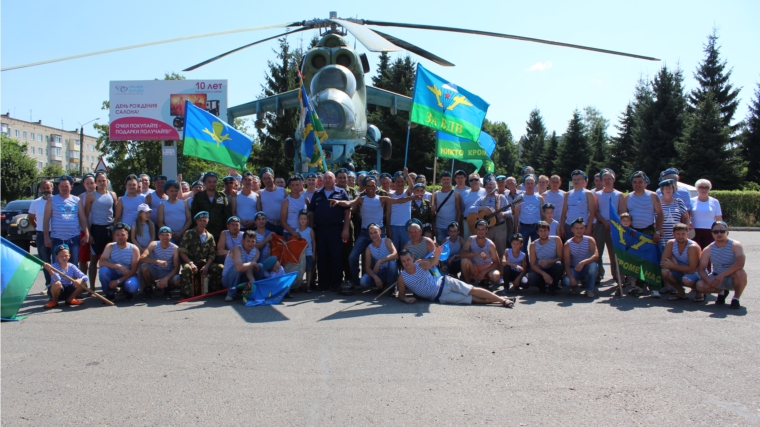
[28,163,747,310]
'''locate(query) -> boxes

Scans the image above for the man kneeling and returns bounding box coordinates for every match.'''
[139,226,181,299]
[397,246,515,307]
[222,230,260,301]
[43,244,89,309]
[695,221,747,309]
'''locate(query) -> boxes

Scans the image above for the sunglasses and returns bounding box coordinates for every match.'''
[711,229,727,234]
[469,178,479,182]
[698,186,710,190]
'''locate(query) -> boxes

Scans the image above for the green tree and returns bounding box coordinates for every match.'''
[540,131,559,175]
[41,163,65,178]
[362,55,436,174]
[688,30,742,136]
[586,121,608,178]
[1,136,37,202]
[483,119,517,177]
[632,66,686,177]
[676,92,744,189]
[740,83,760,185]
[554,110,589,180]
[608,103,635,190]
[256,37,304,177]
[519,108,546,171]
[582,106,609,178]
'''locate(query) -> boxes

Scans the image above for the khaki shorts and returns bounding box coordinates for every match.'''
[709,273,734,291]
[438,277,473,305]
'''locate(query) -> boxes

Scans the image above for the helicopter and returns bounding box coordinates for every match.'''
[2,12,658,172]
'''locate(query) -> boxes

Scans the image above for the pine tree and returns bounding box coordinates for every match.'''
[741,83,760,184]
[632,66,686,177]
[609,103,635,191]
[582,106,609,177]
[362,55,436,174]
[554,111,589,180]
[519,108,546,171]
[256,37,304,177]
[676,92,744,189]
[586,121,608,178]
[688,29,742,136]
[540,131,559,175]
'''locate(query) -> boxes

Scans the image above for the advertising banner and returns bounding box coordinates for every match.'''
[109,80,227,141]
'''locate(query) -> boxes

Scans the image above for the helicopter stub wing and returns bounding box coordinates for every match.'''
[227,89,301,121]
[366,86,412,114]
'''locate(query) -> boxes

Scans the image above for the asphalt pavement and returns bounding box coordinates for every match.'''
[2,231,759,426]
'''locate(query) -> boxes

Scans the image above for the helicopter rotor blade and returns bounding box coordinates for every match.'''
[1,22,301,72]
[183,27,309,72]
[362,20,660,61]
[369,29,455,67]
[328,18,401,52]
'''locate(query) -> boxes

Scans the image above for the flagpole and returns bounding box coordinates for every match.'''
[432,156,437,194]
[403,122,411,168]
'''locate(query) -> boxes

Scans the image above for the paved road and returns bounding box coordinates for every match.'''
[2,232,759,426]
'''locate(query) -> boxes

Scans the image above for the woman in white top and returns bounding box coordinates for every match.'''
[690,178,723,249]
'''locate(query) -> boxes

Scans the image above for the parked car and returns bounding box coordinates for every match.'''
[2,199,34,251]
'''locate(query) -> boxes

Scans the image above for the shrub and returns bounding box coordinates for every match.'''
[710,191,760,227]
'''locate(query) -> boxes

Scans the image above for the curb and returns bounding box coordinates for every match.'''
[728,227,760,231]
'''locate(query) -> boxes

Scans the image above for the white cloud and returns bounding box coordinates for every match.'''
[527,61,553,71]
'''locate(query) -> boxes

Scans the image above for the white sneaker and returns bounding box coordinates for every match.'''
[225,295,233,302]
[651,290,660,298]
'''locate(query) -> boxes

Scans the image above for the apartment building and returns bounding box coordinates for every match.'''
[0,113,103,173]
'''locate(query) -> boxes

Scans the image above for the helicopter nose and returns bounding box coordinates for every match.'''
[309,65,359,135]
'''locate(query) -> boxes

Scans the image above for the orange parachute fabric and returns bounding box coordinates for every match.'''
[269,234,307,265]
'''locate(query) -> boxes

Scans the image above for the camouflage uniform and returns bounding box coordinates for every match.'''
[178,228,223,297]
[190,191,231,242]
[411,199,434,235]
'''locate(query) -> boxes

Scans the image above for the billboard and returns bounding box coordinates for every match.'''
[109,80,227,141]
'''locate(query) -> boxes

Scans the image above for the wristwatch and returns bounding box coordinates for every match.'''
[655,231,661,235]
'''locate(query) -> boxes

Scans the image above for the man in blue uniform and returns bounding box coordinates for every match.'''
[308,172,351,292]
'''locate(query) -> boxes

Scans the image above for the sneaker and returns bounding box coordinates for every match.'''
[65,299,83,306]
[105,293,116,302]
[340,281,354,296]
[730,299,741,309]
[125,292,134,301]
[44,300,58,309]
[224,295,233,302]
[651,290,661,298]
[586,290,595,298]
[716,291,728,305]
[164,288,172,297]
[570,286,582,295]
[143,287,153,300]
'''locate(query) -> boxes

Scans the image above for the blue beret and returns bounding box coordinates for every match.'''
[262,256,278,271]
[194,211,209,220]
[158,226,172,234]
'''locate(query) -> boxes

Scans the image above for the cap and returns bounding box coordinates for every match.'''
[262,256,278,271]
[202,172,218,182]
[137,203,152,212]
[114,222,131,232]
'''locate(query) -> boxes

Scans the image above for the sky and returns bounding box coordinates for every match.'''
[2,0,759,143]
